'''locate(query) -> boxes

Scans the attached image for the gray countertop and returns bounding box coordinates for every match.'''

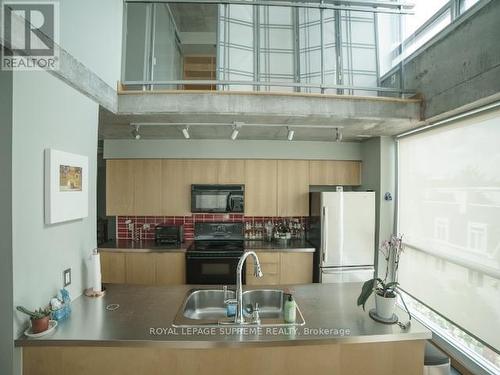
[98,239,315,253]
[15,283,430,348]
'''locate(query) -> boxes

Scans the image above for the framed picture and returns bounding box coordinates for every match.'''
[45,149,89,224]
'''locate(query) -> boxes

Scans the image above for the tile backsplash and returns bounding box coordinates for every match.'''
[116,215,308,242]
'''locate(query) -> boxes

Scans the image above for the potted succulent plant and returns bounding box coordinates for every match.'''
[357,235,404,319]
[16,306,51,333]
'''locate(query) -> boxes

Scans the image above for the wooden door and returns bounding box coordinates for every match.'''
[125,253,156,285]
[244,160,277,216]
[217,160,245,184]
[155,253,186,285]
[280,253,313,284]
[277,160,309,216]
[161,160,191,216]
[100,252,126,284]
[246,252,280,285]
[133,160,162,215]
[188,160,219,184]
[309,160,361,185]
[106,160,135,215]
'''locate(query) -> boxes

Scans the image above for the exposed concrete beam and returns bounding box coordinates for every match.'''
[117,91,422,121]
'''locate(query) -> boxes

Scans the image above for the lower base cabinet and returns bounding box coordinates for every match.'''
[100,251,186,286]
[246,252,313,285]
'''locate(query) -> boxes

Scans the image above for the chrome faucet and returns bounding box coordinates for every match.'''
[234,251,263,324]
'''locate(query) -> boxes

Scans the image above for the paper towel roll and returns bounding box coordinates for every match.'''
[91,252,102,293]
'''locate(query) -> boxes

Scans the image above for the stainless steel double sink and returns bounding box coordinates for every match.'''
[173,288,305,327]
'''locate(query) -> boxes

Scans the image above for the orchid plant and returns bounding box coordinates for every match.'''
[357,234,405,310]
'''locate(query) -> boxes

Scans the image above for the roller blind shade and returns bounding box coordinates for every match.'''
[398,109,500,353]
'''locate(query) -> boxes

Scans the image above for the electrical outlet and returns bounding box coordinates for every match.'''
[63,268,71,287]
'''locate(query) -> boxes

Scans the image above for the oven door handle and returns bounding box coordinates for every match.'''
[186,255,242,260]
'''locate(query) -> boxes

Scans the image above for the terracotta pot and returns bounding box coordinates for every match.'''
[31,316,50,333]
[375,293,396,319]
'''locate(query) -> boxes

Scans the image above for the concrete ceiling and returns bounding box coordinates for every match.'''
[169,4,217,33]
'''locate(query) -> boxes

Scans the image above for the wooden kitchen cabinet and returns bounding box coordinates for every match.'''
[279,253,313,284]
[246,252,313,285]
[217,160,245,184]
[125,253,156,285]
[133,160,162,215]
[156,253,186,285]
[246,252,280,285]
[106,160,135,216]
[244,160,277,216]
[100,252,126,284]
[277,160,309,216]
[188,160,219,184]
[161,160,191,216]
[309,160,361,186]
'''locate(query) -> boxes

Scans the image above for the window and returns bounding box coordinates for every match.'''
[434,217,449,242]
[397,108,500,371]
[467,222,488,253]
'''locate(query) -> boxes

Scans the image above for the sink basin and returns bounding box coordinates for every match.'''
[173,288,305,327]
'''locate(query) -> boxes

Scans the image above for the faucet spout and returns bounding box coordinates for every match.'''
[235,251,263,324]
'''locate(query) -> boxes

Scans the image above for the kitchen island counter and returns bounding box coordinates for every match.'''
[16,283,429,348]
[16,283,430,375]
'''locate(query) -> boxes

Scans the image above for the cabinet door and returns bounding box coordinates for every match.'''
[188,160,218,184]
[155,253,186,285]
[244,160,277,216]
[217,160,245,184]
[161,160,191,216]
[133,160,162,215]
[125,253,156,285]
[277,160,309,217]
[309,161,361,186]
[106,160,135,215]
[280,253,313,284]
[100,252,126,284]
[246,252,280,285]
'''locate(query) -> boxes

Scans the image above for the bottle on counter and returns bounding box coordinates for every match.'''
[284,294,296,323]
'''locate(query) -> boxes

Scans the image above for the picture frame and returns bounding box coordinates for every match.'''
[44,149,89,224]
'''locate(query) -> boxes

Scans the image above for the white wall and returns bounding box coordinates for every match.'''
[12,71,98,338]
[59,0,123,88]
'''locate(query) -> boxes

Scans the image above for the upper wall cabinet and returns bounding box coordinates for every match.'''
[244,160,278,216]
[218,160,245,184]
[106,160,135,216]
[134,160,162,215]
[277,160,309,217]
[188,160,218,184]
[161,160,191,216]
[309,161,361,186]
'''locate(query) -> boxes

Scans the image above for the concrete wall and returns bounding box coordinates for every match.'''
[103,139,363,160]
[11,71,98,370]
[60,0,123,88]
[383,0,500,119]
[0,69,14,375]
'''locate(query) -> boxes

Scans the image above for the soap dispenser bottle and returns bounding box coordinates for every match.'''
[284,294,296,323]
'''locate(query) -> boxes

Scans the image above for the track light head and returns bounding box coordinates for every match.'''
[287,127,295,141]
[231,122,243,140]
[182,126,190,139]
[131,125,141,140]
[335,127,343,143]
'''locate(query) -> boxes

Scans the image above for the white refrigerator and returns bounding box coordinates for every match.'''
[309,191,376,283]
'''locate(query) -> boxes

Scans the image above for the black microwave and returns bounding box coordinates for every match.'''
[191,185,244,213]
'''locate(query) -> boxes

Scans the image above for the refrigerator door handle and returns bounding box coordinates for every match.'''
[322,206,328,264]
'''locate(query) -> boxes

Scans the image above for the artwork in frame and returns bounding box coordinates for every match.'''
[45,149,89,224]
